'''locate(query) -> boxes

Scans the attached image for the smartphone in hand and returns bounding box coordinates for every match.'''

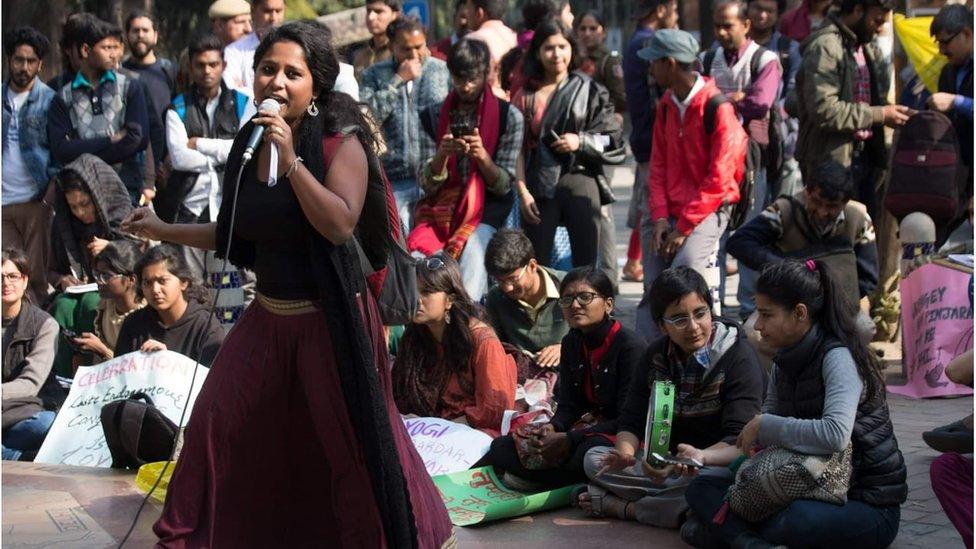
[650,452,703,469]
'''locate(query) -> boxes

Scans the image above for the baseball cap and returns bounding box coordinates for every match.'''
[209,0,251,19]
[637,29,700,64]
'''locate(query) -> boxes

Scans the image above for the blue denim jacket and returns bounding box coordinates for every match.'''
[2,78,56,197]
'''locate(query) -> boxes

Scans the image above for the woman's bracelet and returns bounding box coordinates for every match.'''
[285,156,304,179]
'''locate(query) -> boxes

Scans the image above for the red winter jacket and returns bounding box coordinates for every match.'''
[648,77,747,236]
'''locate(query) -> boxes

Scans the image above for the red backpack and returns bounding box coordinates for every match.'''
[885,111,960,224]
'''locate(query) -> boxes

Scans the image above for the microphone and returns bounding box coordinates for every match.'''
[241,98,281,164]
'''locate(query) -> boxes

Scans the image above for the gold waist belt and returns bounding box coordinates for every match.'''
[256,293,318,316]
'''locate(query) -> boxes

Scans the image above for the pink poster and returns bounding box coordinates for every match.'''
[888,262,974,399]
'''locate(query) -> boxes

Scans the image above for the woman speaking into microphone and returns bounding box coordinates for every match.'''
[123,21,454,548]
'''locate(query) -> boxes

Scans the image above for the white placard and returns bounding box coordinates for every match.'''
[402,416,492,477]
[35,351,209,467]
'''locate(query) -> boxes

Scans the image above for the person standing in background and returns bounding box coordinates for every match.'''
[222,0,285,93]
[47,18,151,206]
[122,10,176,128]
[577,11,627,283]
[794,0,911,221]
[208,0,253,47]
[430,0,469,60]
[701,0,782,321]
[2,27,56,302]
[361,17,450,233]
[463,0,517,97]
[352,0,400,80]
[625,0,679,306]
[928,4,973,216]
[779,0,833,42]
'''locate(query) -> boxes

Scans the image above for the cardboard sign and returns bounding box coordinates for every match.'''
[888,263,974,399]
[35,351,209,467]
[433,466,580,526]
[403,416,492,476]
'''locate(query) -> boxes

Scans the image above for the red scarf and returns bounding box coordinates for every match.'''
[407,89,500,259]
[582,320,622,405]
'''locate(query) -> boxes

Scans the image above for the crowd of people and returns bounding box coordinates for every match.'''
[1,0,973,546]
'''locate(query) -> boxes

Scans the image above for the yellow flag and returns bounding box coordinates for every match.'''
[893,14,949,93]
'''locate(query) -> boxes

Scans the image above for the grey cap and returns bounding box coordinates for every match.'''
[637,29,701,64]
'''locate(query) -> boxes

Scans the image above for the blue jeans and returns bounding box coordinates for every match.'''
[391,178,422,234]
[2,410,56,460]
[458,223,496,303]
[685,471,901,548]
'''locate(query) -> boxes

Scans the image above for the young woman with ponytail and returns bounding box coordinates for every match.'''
[682,259,907,549]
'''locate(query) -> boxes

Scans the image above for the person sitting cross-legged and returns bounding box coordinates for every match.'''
[576,266,765,529]
[392,255,517,437]
[481,266,646,491]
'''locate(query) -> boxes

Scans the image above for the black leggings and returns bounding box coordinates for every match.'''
[524,173,601,267]
[476,432,613,490]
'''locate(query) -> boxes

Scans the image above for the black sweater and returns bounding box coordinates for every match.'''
[551,320,647,444]
[115,301,225,367]
[615,320,766,452]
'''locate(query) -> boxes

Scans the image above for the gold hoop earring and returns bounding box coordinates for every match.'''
[307,102,319,117]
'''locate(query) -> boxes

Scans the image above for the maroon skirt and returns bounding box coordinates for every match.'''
[153,294,454,548]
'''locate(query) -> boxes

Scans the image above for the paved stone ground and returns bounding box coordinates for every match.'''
[456,163,973,548]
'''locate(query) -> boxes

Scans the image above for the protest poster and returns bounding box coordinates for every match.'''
[35,351,209,467]
[433,466,580,526]
[403,416,492,476]
[888,263,974,399]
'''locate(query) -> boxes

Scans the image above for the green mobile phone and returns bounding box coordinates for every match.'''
[644,380,675,464]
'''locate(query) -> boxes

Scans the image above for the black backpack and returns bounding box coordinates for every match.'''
[885,111,961,224]
[100,393,178,469]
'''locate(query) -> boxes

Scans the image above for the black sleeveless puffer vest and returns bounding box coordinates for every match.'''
[771,324,908,507]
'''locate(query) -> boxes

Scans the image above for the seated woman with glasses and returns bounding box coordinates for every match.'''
[115,245,224,367]
[2,248,64,461]
[392,255,517,437]
[574,266,766,529]
[67,240,146,362]
[480,266,646,492]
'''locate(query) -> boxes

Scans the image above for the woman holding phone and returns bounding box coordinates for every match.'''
[512,18,624,267]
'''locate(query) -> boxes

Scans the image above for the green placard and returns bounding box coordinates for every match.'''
[432,467,581,526]
[644,380,675,462]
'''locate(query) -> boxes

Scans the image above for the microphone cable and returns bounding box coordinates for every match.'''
[116,158,249,548]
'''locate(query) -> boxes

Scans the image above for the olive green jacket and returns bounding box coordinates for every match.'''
[794,14,891,174]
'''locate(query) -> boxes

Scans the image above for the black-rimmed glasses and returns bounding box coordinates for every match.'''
[558,292,604,308]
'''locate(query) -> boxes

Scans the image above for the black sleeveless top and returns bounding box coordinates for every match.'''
[232,160,318,300]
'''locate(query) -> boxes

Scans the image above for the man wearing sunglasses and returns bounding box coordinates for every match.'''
[929,4,973,200]
[483,229,569,367]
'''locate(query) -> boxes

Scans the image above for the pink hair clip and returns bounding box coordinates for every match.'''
[805,259,816,272]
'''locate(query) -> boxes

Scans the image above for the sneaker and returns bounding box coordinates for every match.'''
[922,419,974,453]
[731,532,785,549]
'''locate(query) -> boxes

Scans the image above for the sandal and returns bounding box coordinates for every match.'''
[622,260,644,282]
[581,485,631,520]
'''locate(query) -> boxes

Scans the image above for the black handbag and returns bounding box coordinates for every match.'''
[354,232,419,326]
[100,393,178,469]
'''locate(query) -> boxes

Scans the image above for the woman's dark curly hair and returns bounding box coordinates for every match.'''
[522,17,581,92]
[251,20,391,268]
[253,20,381,156]
[393,255,486,417]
